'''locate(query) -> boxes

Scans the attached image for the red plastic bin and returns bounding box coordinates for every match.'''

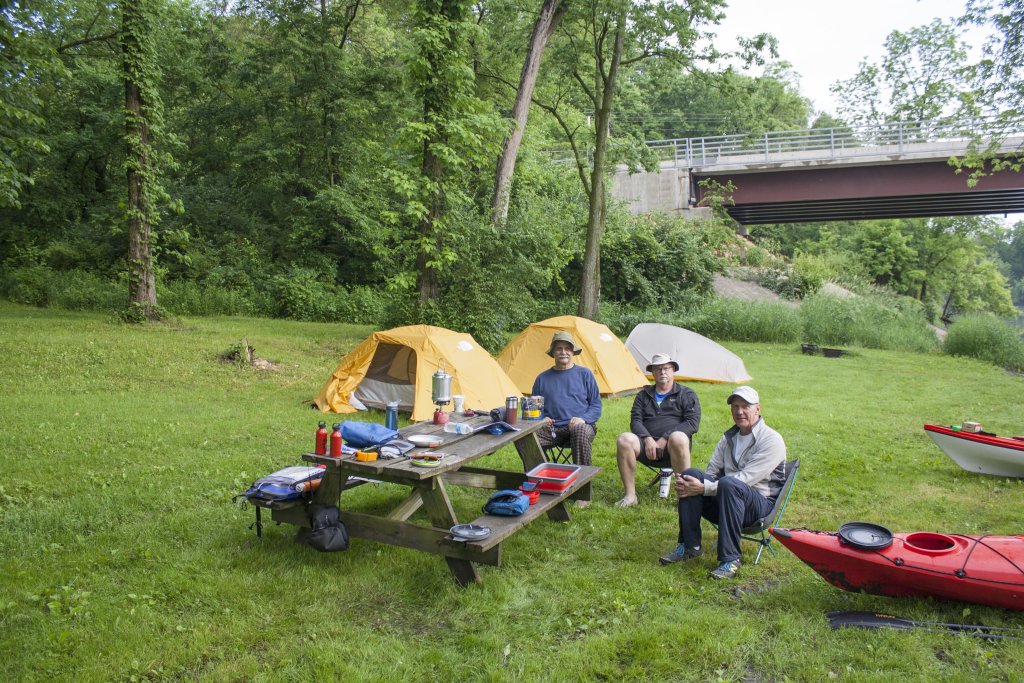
[525,462,581,493]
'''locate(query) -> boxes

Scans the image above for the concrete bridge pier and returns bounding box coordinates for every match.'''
[609,162,712,221]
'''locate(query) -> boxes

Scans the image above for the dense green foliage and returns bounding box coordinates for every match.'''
[944,313,1024,371]
[2,304,1022,680]
[1,0,1021,342]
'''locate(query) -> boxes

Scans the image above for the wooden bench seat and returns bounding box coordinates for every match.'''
[447,465,599,553]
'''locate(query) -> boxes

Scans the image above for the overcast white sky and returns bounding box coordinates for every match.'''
[712,0,980,115]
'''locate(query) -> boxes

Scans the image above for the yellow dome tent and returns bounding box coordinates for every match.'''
[314,325,521,422]
[497,315,648,397]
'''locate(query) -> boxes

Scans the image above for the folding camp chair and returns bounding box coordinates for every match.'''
[543,444,573,464]
[740,458,800,564]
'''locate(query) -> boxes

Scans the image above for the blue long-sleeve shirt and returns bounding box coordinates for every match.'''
[531,364,602,428]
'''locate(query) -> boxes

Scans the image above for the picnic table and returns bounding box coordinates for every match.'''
[262,415,600,586]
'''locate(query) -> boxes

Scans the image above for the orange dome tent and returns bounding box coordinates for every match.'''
[314,325,521,422]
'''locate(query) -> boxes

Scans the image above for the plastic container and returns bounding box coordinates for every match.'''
[525,462,581,492]
[443,422,472,435]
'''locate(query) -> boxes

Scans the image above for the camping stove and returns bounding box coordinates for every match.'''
[431,362,452,425]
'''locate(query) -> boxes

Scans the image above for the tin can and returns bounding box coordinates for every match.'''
[505,396,518,425]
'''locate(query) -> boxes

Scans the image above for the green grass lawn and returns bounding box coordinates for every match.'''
[1,301,1022,681]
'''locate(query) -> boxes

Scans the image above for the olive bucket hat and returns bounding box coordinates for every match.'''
[547,331,583,357]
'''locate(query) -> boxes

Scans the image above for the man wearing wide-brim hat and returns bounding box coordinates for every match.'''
[614,353,701,508]
[531,331,602,503]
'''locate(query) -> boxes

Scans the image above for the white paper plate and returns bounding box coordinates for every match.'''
[409,434,443,447]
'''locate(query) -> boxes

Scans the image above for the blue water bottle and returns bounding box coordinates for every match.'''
[385,401,399,431]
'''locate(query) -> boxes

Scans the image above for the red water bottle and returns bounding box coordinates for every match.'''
[330,423,342,457]
[315,421,328,455]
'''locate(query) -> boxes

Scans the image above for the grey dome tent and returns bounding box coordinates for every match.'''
[625,323,751,384]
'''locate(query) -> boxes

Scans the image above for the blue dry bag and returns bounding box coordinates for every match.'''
[483,490,530,516]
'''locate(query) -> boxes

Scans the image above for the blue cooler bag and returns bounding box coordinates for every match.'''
[243,466,324,503]
[483,489,529,516]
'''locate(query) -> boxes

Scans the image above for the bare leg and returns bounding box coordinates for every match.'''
[615,432,641,506]
[667,432,691,476]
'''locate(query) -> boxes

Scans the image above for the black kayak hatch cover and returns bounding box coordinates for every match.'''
[838,521,894,550]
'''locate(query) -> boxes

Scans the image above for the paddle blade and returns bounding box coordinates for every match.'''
[827,610,916,631]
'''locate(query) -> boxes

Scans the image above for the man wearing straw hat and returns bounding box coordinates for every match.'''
[532,331,602,481]
[614,353,701,508]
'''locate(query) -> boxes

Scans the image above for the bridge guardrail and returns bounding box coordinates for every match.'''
[549,118,1024,170]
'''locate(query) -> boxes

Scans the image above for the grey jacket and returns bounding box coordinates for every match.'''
[704,417,786,499]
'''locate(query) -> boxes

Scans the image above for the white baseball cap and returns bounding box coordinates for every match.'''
[727,386,760,405]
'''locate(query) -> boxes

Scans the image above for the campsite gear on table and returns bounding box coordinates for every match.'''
[330,423,342,457]
[452,395,465,413]
[315,421,328,455]
[658,468,674,498]
[340,421,399,449]
[313,325,521,422]
[625,322,752,384]
[827,610,1024,642]
[411,451,445,467]
[378,439,415,459]
[444,422,472,435]
[924,424,1024,478]
[431,360,452,424]
[450,524,491,542]
[354,450,378,462]
[385,401,399,431]
[408,434,443,448]
[505,396,518,425]
[497,315,648,396]
[297,505,349,552]
[483,490,530,516]
[770,525,1024,611]
[485,421,519,436]
[521,395,544,420]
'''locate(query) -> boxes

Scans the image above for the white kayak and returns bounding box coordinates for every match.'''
[924,424,1024,478]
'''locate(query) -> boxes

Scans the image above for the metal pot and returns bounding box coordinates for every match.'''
[431,363,452,404]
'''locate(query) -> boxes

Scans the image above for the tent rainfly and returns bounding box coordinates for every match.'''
[313,325,521,422]
[625,323,752,384]
[497,315,648,397]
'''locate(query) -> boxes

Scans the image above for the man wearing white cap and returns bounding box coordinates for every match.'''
[659,385,786,580]
[614,353,701,507]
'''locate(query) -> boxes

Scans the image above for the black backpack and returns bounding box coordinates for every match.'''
[297,505,349,552]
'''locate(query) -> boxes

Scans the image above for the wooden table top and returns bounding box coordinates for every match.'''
[303,415,549,480]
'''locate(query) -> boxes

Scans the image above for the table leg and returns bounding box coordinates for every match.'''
[417,477,482,586]
[513,431,546,471]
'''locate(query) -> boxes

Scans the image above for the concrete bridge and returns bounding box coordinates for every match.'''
[609,120,1024,224]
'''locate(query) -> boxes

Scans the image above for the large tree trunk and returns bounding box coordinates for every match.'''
[122,0,157,317]
[577,20,623,320]
[416,141,444,305]
[490,0,567,226]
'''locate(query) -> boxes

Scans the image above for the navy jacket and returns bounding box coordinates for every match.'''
[629,383,701,441]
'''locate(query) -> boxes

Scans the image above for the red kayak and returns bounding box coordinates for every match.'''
[771,525,1024,611]
[923,424,1024,478]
